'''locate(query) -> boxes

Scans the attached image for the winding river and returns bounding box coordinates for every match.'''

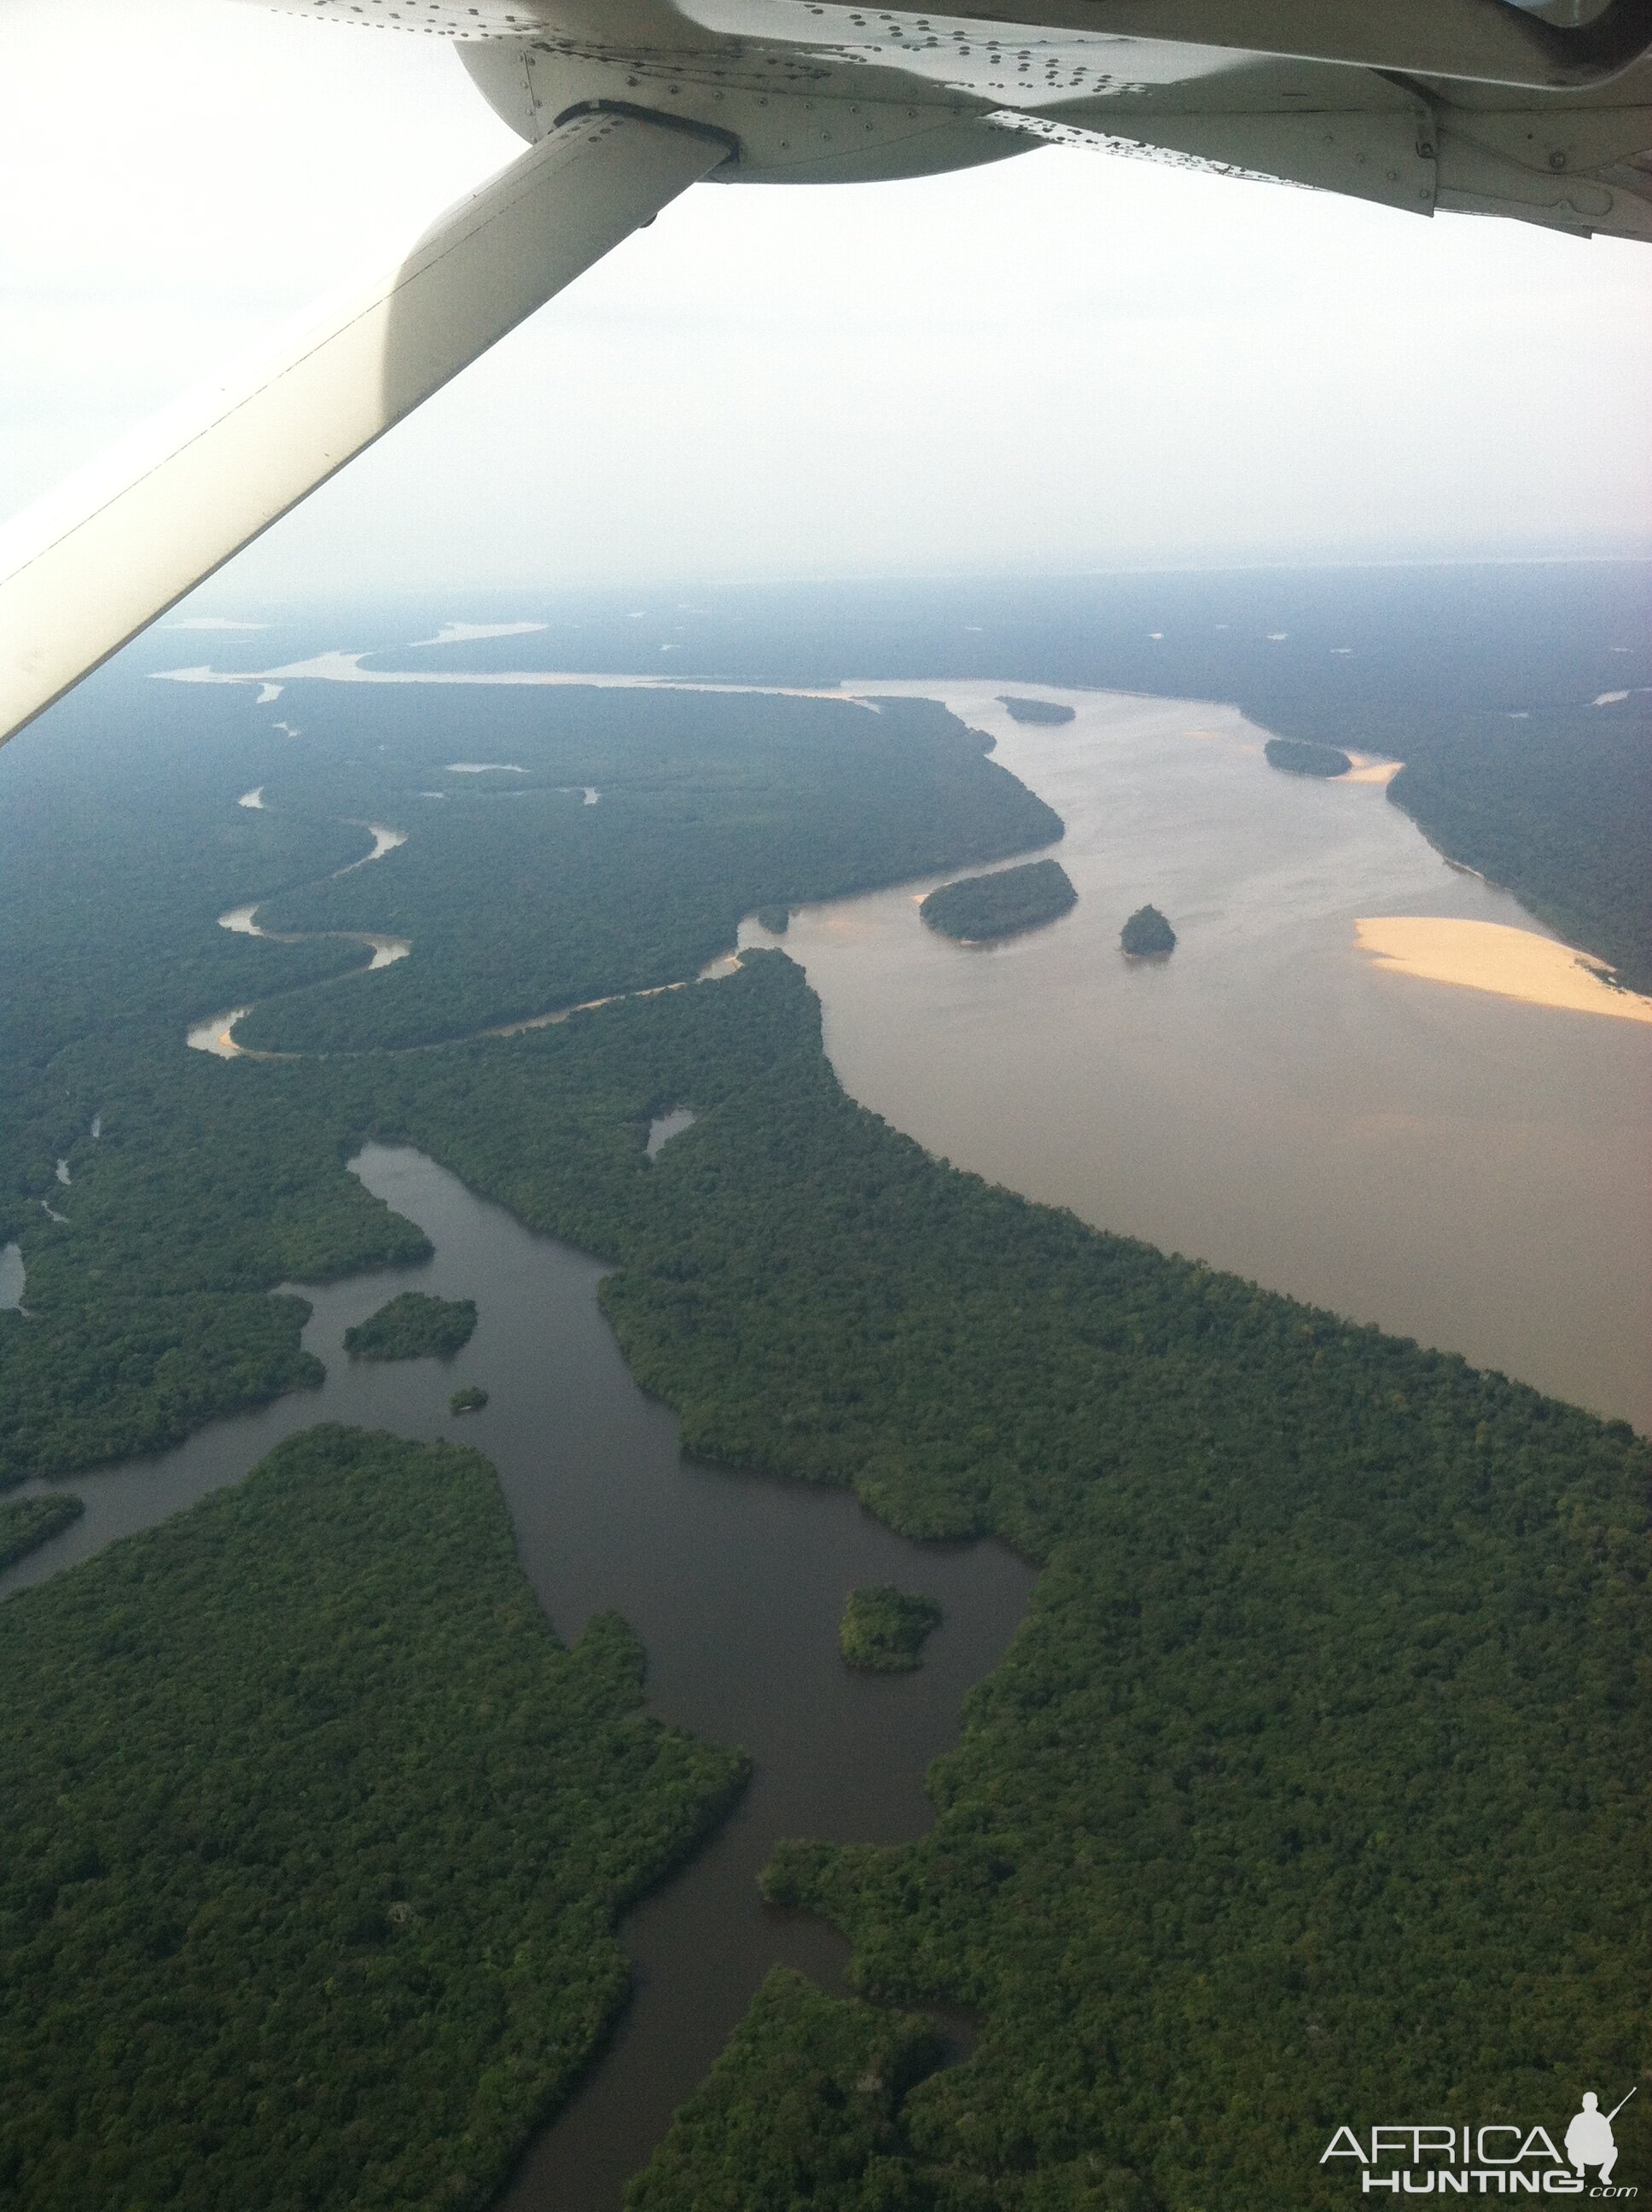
[188,817,412,1058]
[2,1143,1036,2209]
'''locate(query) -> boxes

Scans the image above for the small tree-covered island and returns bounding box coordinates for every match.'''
[998,696,1077,725]
[921,858,1077,942]
[1265,736,1352,777]
[449,1384,489,1416]
[1120,903,1178,956]
[343,1291,477,1362]
[838,1585,943,1672]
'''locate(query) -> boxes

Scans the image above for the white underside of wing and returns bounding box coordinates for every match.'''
[0,108,727,748]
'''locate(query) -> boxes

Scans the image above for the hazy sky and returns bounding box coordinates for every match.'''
[4,0,1649,599]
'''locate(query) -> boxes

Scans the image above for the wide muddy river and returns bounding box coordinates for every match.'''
[745,683,1650,1435]
[1,1143,1035,2209]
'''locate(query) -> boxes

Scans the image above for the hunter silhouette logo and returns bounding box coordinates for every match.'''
[1321,2085,1638,2196]
[1567,2092,1635,2190]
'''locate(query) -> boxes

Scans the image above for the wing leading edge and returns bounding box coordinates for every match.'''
[0,108,728,749]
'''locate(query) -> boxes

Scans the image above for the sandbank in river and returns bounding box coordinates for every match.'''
[1355,916,1652,1022]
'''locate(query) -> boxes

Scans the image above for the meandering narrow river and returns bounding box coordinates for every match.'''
[1,1143,1036,2209]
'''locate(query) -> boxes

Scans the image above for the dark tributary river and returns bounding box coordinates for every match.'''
[1,1141,1036,2209]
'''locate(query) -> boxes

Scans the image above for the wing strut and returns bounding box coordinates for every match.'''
[0,108,729,748]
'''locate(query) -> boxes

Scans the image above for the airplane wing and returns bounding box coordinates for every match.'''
[3,0,1647,748]
[446,1,1652,237]
[0,108,726,747]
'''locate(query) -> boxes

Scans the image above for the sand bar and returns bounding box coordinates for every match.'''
[1343,752,1404,786]
[1356,917,1652,1023]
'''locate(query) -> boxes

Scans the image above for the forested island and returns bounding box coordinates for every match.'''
[1,659,1645,2208]
[921,858,1076,941]
[1120,903,1177,956]
[0,1493,83,1570]
[344,1291,477,1362]
[838,1585,942,1672]
[1264,736,1352,777]
[998,696,1076,725]
[449,1384,488,1415]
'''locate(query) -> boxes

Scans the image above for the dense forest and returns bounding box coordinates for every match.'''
[0,1425,745,2210]
[839,1586,943,1673]
[0,676,371,1089]
[0,1033,429,1485]
[0,641,1645,2205]
[625,1969,949,2210]
[1263,736,1350,777]
[0,678,1057,1484]
[921,860,1075,943]
[344,1290,477,1361]
[1242,700,1652,994]
[0,677,434,1484]
[220,685,1062,1055]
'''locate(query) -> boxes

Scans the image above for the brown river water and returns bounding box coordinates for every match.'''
[747,682,1650,1434]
